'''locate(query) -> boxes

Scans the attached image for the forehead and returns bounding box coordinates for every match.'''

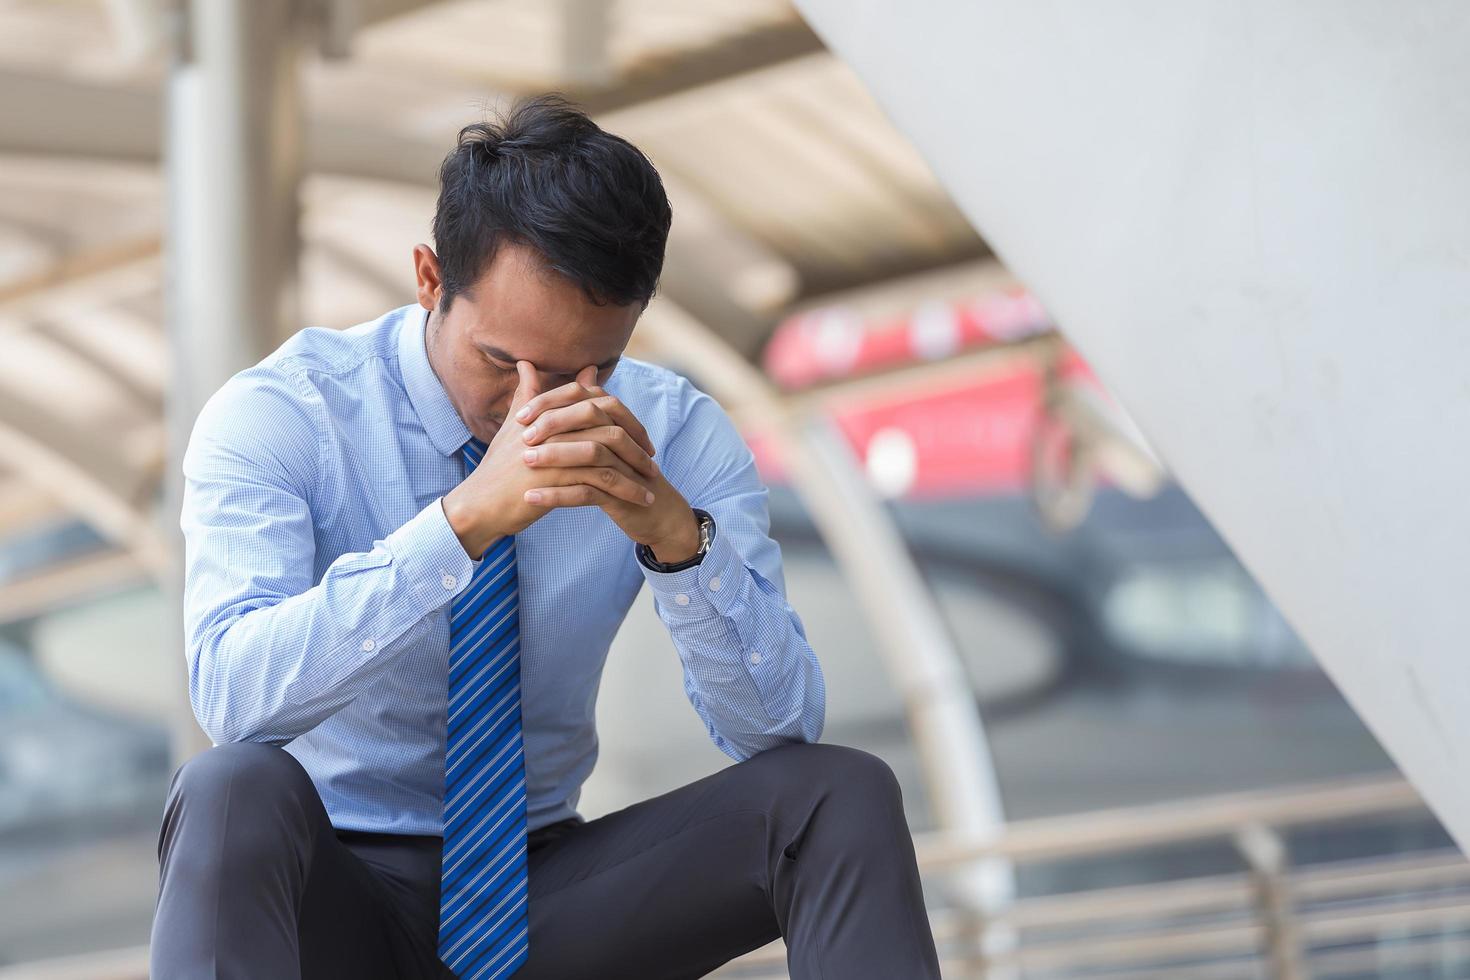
[456,243,640,375]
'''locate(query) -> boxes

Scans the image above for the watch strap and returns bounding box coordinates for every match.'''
[636,507,715,572]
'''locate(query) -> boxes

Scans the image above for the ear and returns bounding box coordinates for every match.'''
[412,244,443,312]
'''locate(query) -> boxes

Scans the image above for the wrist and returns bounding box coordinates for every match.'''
[648,506,702,564]
[441,488,503,560]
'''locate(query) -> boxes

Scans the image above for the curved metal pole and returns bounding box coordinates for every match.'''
[634,300,1016,965]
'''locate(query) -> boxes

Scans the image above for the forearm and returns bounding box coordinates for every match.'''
[644,519,827,760]
[187,497,478,744]
[679,619,826,761]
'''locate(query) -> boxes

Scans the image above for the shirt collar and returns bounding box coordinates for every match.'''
[397,303,472,457]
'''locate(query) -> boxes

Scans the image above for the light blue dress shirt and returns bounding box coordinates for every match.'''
[179,303,826,835]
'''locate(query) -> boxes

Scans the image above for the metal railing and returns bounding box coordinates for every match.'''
[714,774,1470,979]
[1,774,1463,979]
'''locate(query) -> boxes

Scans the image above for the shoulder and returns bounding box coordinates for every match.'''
[609,356,754,488]
[608,354,725,428]
[606,353,675,391]
[607,355,738,454]
[185,307,403,484]
[196,307,404,437]
[268,306,403,384]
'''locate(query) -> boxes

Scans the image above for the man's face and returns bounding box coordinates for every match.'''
[415,240,641,446]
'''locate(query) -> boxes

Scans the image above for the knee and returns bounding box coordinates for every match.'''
[763,741,905,811]
[756,743,914,862]
[170,741,314,809]
[163,743,322,866]
[158,744,319,891]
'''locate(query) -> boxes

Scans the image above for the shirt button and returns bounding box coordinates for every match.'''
[674,593,690,606]
[442,573,458,590]
[749,651,763,665]
[709,576,722,592]
[361,638,376,652]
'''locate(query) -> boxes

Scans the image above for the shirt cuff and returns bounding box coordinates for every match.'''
[639,516,746,622]
[385,495,482,606]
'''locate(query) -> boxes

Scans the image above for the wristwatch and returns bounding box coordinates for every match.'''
[636,507,716,573]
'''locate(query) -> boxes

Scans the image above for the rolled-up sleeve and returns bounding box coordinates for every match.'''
[181,366,481,745]
[639,376,826,760]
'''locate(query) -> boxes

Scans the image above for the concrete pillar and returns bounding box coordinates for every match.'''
[162,0,306,763]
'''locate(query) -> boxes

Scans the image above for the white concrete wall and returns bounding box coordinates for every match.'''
[794,0,1470,846]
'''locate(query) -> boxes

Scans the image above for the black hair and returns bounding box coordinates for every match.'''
[431,93,673,311]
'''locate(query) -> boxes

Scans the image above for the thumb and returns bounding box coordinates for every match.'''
[510,360,541,419]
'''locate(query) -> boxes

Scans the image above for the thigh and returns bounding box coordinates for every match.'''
[517,743,835,980]
[327,834,458,980]
[156,742,445,980]
[300,829,454,980]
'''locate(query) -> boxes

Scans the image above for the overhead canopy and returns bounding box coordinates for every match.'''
[0,0,1006,617]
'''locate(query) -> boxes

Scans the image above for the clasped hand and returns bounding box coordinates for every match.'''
[443,360,696,560]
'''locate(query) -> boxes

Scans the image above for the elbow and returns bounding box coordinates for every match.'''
[188,684,277,746]
[187,635,228,744]
[722,730,817,764]
[802,696,825,745]
[722,700,825,762]
[185,621,303,748]
[747,661,827,757]
[186,622,256,746]
[188,663,240,746]
[793,657,826,745]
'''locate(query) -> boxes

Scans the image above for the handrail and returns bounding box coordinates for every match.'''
[716,773,1461,978]
[913,774,1424,869]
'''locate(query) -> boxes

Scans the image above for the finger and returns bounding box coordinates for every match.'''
[513,376,598,427]
[528,463,656,507]
[596,397,656,459]
[509,360,542,419]
[524,484,625,509]
[521,429,657,481]
[520,397,608,444]
[523,396,656,459]
[521,436,654,485]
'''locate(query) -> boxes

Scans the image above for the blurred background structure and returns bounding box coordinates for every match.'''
[0,1,1467,978]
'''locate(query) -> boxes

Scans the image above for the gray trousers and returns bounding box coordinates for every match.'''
[149,739,942,979]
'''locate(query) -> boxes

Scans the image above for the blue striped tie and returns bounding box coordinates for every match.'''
[439,436,530,978]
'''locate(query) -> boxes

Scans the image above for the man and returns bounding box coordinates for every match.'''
[151,93,942,979]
